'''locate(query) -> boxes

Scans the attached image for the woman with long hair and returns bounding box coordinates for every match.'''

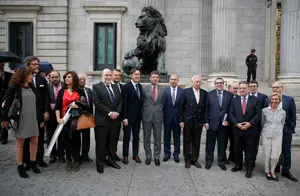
[55,71,88,172]
[261,92,286,181]
[1,67,44,178]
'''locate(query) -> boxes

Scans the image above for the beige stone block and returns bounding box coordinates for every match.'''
[37,49,67,57]
[39,56,67,64]
[41,7,68,14]
[38,14,68,21]
[37,21,67,28]
[37,28,67,35]
[37,35,67,42]
[37,42,67,50]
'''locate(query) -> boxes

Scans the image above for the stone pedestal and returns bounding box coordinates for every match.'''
[207,0,238,88]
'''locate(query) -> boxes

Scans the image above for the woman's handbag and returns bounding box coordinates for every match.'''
[76,114,95,130]
[8,97,21,121]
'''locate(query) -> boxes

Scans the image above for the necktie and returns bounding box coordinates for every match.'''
[195,90,199,104]
[107,85,115,105]
[242,97,247,115]
[172,88,176,106]
[217,91,222,106]
[54,85,59,100]
[136,84,140,99]
[84,88,89,105]
[152,86,156,102]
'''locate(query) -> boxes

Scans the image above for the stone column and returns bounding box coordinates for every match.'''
[140,0,164,14]
[278,0,300,84]
[207,0,239,89]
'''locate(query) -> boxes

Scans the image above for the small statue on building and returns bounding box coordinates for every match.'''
[122,6,167,75]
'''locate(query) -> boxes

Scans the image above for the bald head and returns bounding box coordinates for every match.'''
[191,75,201,90]
[102,69,112,85]
[228,83,239,96]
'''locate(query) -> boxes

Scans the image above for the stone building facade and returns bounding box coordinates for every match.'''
[0,0,299,136]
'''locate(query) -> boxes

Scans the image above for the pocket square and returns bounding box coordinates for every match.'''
[39,85,44,87]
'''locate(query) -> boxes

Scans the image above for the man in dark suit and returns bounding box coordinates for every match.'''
[0,62,13,145]
[246,49,258,82]
[272,82,297,182]
[142,70,166,166]
[248,80,268,167]
[46,70,65,164]
[93,69,122,173]
[179,75,207,169]
[163,74,183,163]
[122,68,143,164]
[226,83,239,162]
[230,81,261,178]
[204,78,233,171]
[111,69,123,161]
[78,74,93,162]
[23,56,49,168]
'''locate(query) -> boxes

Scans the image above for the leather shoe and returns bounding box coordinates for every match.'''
[231,166,242,172]
[272,175,279,182]
[191,161,202,168]
[266,173,272,180]
[174,156,180,163]
[38,161,48,168]
[185,162,190,169]
[114,154,121,162]
[205,162,212,170]
[1,140,8,145]
[133,156,141,163]
[163,156,170,162]
[111,163,121,169]
[97,166,104,174]
[49,156,57,164]
[154,159,160,166]
[123,157,128,165]
[224,160,230,165]
[245,171,252,178]
[282,172,298,182]
[219,164,227,171]
[145,158,151,165]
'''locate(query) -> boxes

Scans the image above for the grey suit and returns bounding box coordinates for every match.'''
[142,84,166,159]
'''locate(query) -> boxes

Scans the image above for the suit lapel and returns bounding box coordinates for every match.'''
[175,88,181,105]
[236,97,243,116]
[99,82,112,105]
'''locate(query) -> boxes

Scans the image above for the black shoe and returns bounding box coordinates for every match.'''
[145,158,151,165]
[205,162,212,170]
[231,166,242,172]
[282,172,298,182]
[1,140,8,145]
[111,163,121,169]
[97,166,104,174]
[17,165,28,178]
[38,161,47,168]
[24,162,30,171]
[266,173,272,180]
[81,157,92,162]
[58,157,66,163]
[123,156,129,164]
[154,159,160,166]
[114,154,121,162]
[271,175,279,182]
[163,156,170,162]
[133,156,141,163]
[191,161,202,168]
[49,156,57,164]
[174,156,180,163]
[275,165,280,173]
[219,164,227,171]
[224,160,230,165]
[245,171,252,178]
[185,162,190,169]
[31,161,41,174]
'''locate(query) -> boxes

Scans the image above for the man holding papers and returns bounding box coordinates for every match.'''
[204,78,233,171]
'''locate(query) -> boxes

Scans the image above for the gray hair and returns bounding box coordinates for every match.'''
[23,56,39,67]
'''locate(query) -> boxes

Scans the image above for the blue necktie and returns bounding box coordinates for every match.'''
[107,85,115,105]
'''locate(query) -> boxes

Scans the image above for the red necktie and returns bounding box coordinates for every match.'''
[152,86,156,102]
[242,97,247,115]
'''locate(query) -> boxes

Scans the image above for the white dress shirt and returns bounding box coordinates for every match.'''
[241,95,249,104]
[193,88,200,104]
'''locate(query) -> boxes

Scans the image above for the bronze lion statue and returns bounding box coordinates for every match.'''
[123,6,167,75]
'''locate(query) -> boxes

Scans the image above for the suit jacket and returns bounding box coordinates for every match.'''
[48,82,64,105]
[142,84,165,123]
[282,94,296,132]
[229,95,261,136]
[93,82,122,126]
[163,86,183,125]
[0,71,13,110]
[34,75,49,114]
[122,81,143,125]
[179,88,207,129]
[83,87,94,114]
[205,89,233,131]
[250,92,268,109]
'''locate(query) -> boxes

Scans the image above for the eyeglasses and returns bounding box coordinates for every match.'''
[249,85,257,88]
[272,86,281,89]
[215,82,224,85]
[30,63,39,66]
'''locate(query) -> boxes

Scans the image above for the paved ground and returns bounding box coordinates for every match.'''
[0,131,299,196]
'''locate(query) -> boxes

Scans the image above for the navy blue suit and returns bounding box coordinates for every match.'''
[205,90,232,165]
[281,94,296,175]
[163,86,183,158]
